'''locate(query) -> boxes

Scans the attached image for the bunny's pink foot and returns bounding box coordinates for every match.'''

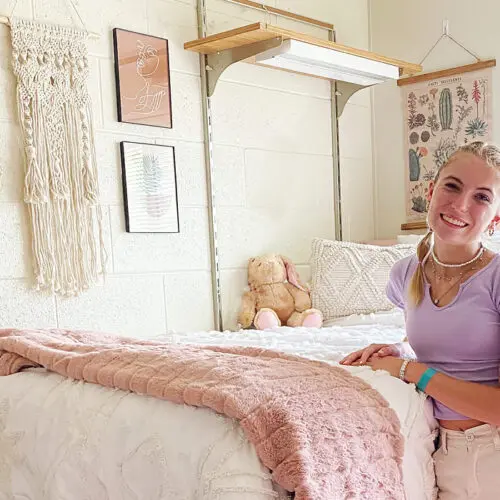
[254,308,281,330]
[301,309,323,328]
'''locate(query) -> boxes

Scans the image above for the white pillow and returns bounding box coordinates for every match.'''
[310,238,416,321]
[322,309,405,328]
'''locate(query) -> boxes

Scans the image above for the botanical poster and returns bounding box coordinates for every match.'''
[401,67,493,222]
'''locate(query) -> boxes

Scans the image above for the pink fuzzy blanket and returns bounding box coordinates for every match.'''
[0,328,405,499]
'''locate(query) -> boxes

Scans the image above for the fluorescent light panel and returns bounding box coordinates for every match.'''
[255,39,400,86]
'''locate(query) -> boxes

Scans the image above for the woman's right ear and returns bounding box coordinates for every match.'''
[426,181,435,202]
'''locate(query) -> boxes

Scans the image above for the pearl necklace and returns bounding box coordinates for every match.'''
[431,245,485,268]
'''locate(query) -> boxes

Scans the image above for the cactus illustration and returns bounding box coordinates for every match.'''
[411,183,429,213]
[439,88,453,130]
[412,196,427,213]
[409,149,420,181]
[409,147,428,182]
[409,132,419,145]
[465,117,487,138]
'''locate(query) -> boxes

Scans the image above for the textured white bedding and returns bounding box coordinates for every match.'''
[0,315,437,500]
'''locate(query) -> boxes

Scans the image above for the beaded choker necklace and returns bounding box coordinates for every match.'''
[431,245,484,268]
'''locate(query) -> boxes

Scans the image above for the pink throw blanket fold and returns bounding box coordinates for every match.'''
[0,328,405,499]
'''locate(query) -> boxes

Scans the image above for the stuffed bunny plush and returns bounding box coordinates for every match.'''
[237,253,323,330]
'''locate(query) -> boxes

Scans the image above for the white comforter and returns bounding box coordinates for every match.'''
[0,315,438,500]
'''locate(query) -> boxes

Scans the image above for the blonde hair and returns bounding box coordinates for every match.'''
[408,141,500,306]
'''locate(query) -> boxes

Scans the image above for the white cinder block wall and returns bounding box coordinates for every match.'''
[0,0,374,334]
[370,0,500,239]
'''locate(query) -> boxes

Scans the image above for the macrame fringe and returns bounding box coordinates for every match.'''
[11,17,106,296]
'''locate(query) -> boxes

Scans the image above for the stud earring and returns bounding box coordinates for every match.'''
[489,225,495,237]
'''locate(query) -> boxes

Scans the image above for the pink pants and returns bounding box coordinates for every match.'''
[434,424,500,499]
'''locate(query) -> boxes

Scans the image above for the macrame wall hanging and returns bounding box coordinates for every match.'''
[10,18,106,296]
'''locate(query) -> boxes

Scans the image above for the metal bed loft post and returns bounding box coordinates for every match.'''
[327,34,365,242]
[197,0,223,332]
[330,29,343,243]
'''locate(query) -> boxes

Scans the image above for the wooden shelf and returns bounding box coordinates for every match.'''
[401,221,428,231]
[398,59,496,87]
[184,23,422,76]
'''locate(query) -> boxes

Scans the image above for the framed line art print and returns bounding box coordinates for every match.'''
[113,28,173,128]
[120,141,180,233]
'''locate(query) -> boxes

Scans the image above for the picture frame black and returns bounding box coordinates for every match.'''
[119,141,180,234]
[113,28,173,129]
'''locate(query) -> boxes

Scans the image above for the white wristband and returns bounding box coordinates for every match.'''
[399,359,411,382]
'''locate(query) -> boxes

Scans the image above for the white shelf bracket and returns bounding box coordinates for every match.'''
[205,37,283,96]
[335,81,366,117]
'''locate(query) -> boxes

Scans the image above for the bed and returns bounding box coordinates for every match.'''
[0,308,438,500]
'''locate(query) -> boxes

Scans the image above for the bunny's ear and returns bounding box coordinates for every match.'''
[280,255,306,291]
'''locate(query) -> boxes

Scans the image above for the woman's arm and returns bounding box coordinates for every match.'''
[368,357,500,426]
[407,362,500,426]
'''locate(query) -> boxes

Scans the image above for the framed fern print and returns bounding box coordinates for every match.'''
[120,141,179,233]
[399,61,495,226]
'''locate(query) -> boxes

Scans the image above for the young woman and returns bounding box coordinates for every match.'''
[341,141,500,499]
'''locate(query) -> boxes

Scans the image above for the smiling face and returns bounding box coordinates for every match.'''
[427,152,500,245]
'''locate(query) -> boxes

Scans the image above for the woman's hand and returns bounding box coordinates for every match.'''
[365,355,404,378]
[340,343,401,366]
